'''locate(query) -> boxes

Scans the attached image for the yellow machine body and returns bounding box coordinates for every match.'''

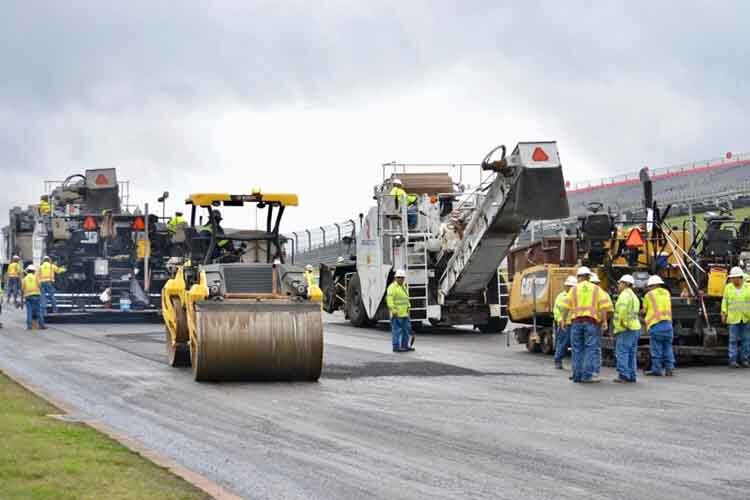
[509,265,575,322]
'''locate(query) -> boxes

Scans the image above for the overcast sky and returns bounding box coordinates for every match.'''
[1,1,748,231]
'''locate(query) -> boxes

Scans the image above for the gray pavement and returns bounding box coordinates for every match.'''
[0,309,749,499]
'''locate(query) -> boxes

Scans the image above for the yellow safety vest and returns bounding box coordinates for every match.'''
[386,281,410,318]
[553,290,569,326]
[23,274,41,296]
[167,216,186,233]
[39,262,64,283]
[304,270,317,287]
[7,262,21,278]
[389,187,417,206]
[39,200,50,215]
[721,283,750,325]
[562,281,613,322]
[643,287,672,329]
[614,287,641,334]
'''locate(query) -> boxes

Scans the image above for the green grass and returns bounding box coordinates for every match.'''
[0,371,210,500]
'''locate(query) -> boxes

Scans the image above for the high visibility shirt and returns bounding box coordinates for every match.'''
[721,283,750,325]
[389,187,417,206]
[560,281,613,322]
[386,281,410,318]
[553,290,569,326]
[304,270,317,287]
[39,200,50,215]
[199,224,230,248]
[643,287,672,330]
[22,273,41,296]
[6,262,21,278]
[38,262,65,283]
[167,215,186,233]
[614,287,641,334]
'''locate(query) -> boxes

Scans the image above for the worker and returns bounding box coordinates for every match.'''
[38,256,66,314]
[613,275,641,383]
[304,264,316,287]
[553,276,577,369]
[167,211,187,233]
[386,269,414,353]
[389,178,419,228]
[721,266,750,368]
[22,265,45,330]
[588,272,609,377]
[642,275,675,376]
[5,255,22,307]
[559,266,613,383]
[38,195,50,216]
[199,210,233,256]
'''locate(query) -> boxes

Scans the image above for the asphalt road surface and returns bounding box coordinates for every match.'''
[1,309,749,500]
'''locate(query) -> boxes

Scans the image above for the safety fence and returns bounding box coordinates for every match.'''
[285,219,359,266]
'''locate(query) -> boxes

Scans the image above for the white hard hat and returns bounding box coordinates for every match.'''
[590,274,601,284]
[43,256,51,261]
[564,276,577,287]
[25,265,36,272]
[619,274,635,285]
[576,266,592,276]
[395,269,406,278]
[12,255,19,260]
[646,275,664,287]
[728,266,744,278]
[336,256,345,264]
[305,264,313,271]
[392,178,403,185]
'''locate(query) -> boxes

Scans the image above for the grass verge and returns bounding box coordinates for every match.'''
[0,371,210,500]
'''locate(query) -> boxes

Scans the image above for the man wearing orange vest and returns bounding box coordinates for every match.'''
[559,266,613,383]
[38,256,66,314]
[721,266,750,368]
[22,265,46,330]
[642,275,675,376]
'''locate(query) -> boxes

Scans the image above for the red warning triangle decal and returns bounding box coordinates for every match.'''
[532,147,549,162]
[95,174,109,186]
[625,227,645,248]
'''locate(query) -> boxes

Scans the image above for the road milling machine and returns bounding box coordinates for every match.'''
[510,168,747,365]
[161,192,323,382]
[319,142,570,332]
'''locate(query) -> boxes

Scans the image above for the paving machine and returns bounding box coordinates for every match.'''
[319,142,570,332]
[161,192,323,382]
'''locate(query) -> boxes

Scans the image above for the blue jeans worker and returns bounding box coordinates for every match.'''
[569,320,600,382]
[21,266,46,330]
[39,257,65,314]
[643,276,675,376]
[721,267,750,368]
[6,277,21,305]
[386,270,414,353]
[612,275,641,382]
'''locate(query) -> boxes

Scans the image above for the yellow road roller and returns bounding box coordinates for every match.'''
[161,192,323,381]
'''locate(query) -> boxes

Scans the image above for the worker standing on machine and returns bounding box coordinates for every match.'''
[304,264,316,288]
[553,276,577,369]
[559,267,612,383]
[389,178,418,228]
[613,275,641,383]
[38,195,51,216]
[721,266,750,368]
[387,269,414,353]
[38,256,65,314]
[5,255,22,307]
[22,265,45,330]
[167,211,187,234]
[642,275,675,376]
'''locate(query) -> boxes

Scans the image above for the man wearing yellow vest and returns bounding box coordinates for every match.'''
[389,178,419,228]
[38,195,51,216]
[559,267,613,383]
[5,255,22,307]
[613,275,641,383]
[38,256,66,314]
[642,275,675,376]
[386,269,414,353]
[721,266,750,368]
[553,276,576,369]
[22,265,46,330]
[167,211,187,234]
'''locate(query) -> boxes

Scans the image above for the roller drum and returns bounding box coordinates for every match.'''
[191,300,323,382]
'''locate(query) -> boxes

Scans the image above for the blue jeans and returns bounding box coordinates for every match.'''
[25,296,45,329]
[649,325,675,375]
[407,206,418,228]
[593,329,602,375]
[6,277,20,302]
[727,322,750,364]
[41,282,57,312]
[615,330,639,381]
[391,317,412,349]
[553,326,570,364]
[570,321,600,382]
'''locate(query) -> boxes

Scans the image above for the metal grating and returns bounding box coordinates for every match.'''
[223,265,274,294]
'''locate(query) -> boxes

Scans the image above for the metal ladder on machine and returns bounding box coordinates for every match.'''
[406,232,430,321]
[498,272,512,346]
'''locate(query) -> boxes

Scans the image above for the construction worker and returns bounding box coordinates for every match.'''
[22,265,45,330]
[642,275,675,376]
[553,276,577,369]
[199,210,233,257]
[389,178,419,228]
[38,256,66,314]
[38,195,51,216]
[559,266,613,383]
[304,264,316,287]
[386,269,414,353]
[613,275,641,383]
[588,272,609,377]
[5,255,22,307]
[721,266,750,368]
[167,211,187,233]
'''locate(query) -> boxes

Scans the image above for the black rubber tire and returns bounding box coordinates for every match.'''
[166,297,191,367]
[347,273,372,327]
[540,330,554,355]
[526,333,542,353]
[478,317,508,334]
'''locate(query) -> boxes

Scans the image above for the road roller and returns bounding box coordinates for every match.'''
[161,192,323,382]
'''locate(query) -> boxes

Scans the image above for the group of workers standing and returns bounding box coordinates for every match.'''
[552,266,675,383]
[3,255,65,330]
